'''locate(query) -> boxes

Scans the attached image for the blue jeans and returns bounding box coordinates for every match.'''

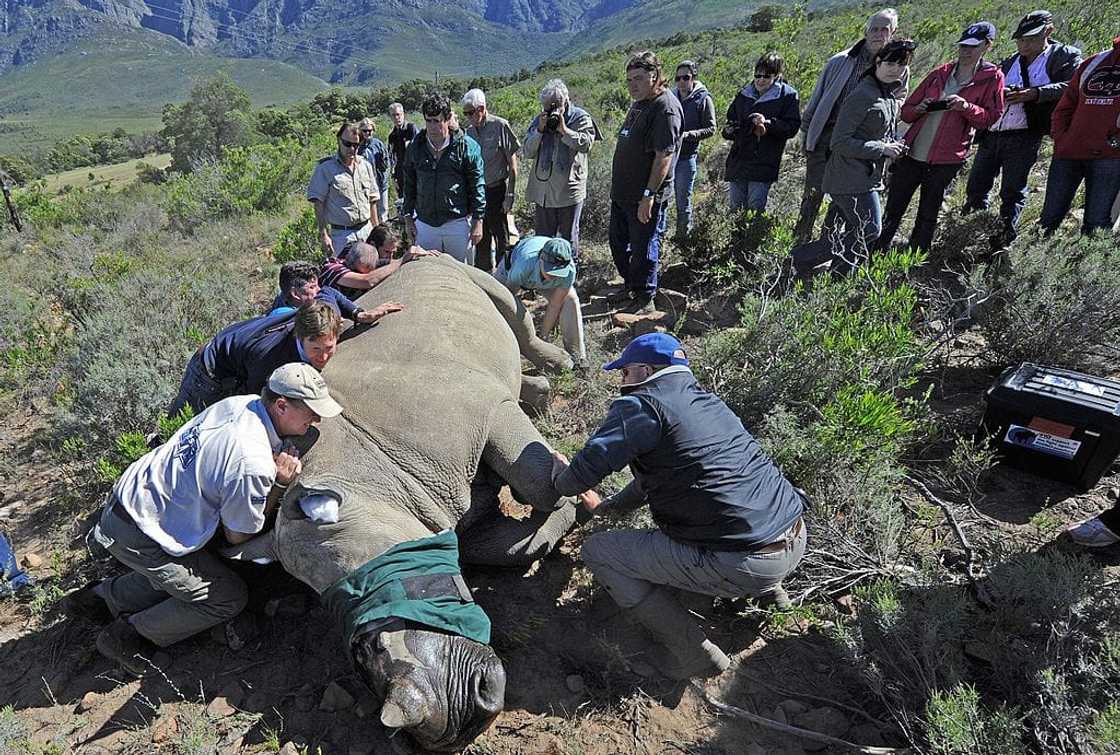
[964,130,1044,232]
[609,199,665,300]
[1040,157,1120,235]
[728,179,773,212]
[673,153,699,236]
[830,191,882,276]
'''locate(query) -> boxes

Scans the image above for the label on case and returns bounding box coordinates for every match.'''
[1039,373,1106,397]
[1004,423,1082,460]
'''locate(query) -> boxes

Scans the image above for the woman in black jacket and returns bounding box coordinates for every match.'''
[723,52,802,211]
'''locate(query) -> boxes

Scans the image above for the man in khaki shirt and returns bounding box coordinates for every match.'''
[308,122,381,257]
[463,89,520,272]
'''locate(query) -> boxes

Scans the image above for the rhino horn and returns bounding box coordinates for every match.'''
[380,697,427,729]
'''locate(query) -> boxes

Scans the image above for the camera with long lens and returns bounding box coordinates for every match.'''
[545,105,563,132]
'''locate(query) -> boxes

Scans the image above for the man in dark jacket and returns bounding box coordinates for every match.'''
[402,95,486,264]
[552,333,806,680]
[168,302,342,416]
[963,11,1082,248]
[672,60,717,237]
[723,51,802,212]
[387,103,420,199]
[609,51,683,314]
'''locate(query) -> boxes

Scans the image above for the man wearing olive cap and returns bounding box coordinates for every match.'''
[496,235,586,361]
[63,363,344,675]
[551,333,806,680]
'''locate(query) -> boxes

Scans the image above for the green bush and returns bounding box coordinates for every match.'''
[923,685,1023,755]
[12,188,67,229]
[273,204,322,263]
[95,406,194,482]
[678,192,794,288]
[967,233,1120,372]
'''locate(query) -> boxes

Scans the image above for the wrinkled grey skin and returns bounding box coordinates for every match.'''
[229,256,577,752]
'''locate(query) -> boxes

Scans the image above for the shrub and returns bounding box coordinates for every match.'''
[95,407,194,482]
[273,205,322,263]
[578,136,614,243]
[12,188,67,229]
[966,233,1120,373]
[678,192,794,289]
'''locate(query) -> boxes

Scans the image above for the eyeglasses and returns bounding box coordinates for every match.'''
[626,73,652,83]
[359,129,373,134]
[754,73,775,80]
[675,74,693,81]
[340,138,361,149]
[462,107,477,116]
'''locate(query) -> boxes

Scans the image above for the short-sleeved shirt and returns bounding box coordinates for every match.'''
[497,236,576,291]
[114,396,281,556]
[611,89,683,204]
[319,258,367,300]
[467,114,521,187]
[307,154,380,226]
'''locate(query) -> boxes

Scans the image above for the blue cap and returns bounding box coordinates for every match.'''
[959,21,996,45]
[540,237,575,279]
[603,333,690,370]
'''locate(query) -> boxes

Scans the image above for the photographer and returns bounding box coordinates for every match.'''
[963,11,1081,250]
[523,79,601,261]
[875,22,1005,254]
[722,51,801,212]
[822,39,914,275]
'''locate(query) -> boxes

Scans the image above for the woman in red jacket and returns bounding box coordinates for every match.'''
[875,22,1006,253]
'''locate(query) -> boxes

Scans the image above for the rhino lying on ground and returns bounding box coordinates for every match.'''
[230,255,580,751]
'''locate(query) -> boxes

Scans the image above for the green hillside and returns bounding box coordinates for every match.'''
[0,30,329,152]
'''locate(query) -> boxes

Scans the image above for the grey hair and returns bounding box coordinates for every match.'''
[345,241,379,270]
[461,88,486,108]
[867,7,899,30]
[539,79,569,105]
[387,102,404,114]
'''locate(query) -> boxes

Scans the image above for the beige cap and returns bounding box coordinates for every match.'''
[267,363,343,418]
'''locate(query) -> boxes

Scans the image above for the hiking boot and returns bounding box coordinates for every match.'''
[96,618,159,676]
[623,296,656,316]
[755,583,793,611]
[624,589,731,681]
[1068,517,1120,548]
[61,580,113,624]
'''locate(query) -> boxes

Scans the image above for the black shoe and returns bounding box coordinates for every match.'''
[96,618,159,676]
[623,296,656,315]
[61,580,113,624]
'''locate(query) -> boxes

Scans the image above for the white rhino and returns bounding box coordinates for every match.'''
[230,254,580,751]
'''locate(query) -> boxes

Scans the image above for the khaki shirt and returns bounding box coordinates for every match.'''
[466,114,521,188]
[307,154,380,226]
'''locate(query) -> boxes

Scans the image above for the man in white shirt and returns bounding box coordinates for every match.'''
[63,363,343,675]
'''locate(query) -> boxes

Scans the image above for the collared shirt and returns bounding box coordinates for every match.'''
[992,46,1054,132]
[307,154,380,226]
[466,114,521,187]
[497,236,575,291]
[114,396,280,556]
[910,70,964,162]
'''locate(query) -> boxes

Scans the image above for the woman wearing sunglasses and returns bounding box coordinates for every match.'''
[722,52,802,212]
[672,60,717,238]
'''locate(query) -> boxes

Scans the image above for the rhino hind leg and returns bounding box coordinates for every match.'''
[519,374,551,417]
[482,400,566,511]
[458,505,577,567]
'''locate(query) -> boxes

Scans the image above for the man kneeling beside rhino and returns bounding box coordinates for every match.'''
[62,256,806,752]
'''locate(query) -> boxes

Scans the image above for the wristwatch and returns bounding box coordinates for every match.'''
[642,188,654,199]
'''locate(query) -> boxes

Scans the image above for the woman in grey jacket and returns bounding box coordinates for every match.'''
[822,40,914,275]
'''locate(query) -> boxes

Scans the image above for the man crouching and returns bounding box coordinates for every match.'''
[552,334,807,680]
[63,363,343,674]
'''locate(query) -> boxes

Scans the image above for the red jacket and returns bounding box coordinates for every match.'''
[1051,37,1120,161]
[901,60,1005,164]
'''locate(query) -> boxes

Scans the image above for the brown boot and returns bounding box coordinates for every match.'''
[96,618,158,676]
[624,589,731,680]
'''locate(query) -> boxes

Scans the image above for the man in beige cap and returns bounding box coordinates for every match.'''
[63,363,343,674]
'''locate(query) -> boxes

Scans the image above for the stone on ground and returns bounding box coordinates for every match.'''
[205,696,237,718]
[793,706,850,750]
[319,680,355,712]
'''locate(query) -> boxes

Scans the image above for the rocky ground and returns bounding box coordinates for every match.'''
[2,251,1118,755]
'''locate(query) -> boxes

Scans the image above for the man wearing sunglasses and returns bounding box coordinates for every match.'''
[357,118,391,227]
[551,333,806,681]
[672,60,716,239]
[307,122,382,257]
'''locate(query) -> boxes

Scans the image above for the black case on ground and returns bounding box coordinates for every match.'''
[980,363,1120,491]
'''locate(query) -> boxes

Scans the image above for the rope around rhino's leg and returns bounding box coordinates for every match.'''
[460,264,572,374]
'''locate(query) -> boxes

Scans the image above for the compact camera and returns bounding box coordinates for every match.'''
[925,99,951,112]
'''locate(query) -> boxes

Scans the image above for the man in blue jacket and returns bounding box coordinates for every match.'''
[552,334,806,680]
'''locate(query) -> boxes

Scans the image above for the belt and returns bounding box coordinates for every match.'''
[330,221,368,231]
[753,517,804,555]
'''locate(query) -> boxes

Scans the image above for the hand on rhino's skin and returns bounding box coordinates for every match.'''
[353,628,505,752]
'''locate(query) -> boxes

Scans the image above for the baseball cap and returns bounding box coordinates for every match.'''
[603,333,690,371]
[958,21,996,45]
[539,237,575,279]
[1012,10,1052,39]
[267,363,343,418]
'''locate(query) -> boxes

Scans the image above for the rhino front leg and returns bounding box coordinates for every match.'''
[458,505,577,567]
[461,264,573,374]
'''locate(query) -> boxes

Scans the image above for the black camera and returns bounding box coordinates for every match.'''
[925,99,951,112]
[545,106,563,132]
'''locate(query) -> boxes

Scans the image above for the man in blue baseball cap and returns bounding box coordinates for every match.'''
[551,333,807,680]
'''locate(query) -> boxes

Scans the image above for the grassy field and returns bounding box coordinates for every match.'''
[41,153,172,193]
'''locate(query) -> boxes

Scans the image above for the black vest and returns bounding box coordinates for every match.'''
[625,370,804,550]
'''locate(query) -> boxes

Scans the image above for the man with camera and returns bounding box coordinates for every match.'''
[523,79,601,262]
[963,11,1082,250]
[463,89,521,272]
[609,51,683,315]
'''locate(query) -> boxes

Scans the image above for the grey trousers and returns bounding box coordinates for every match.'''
[91,499,248,647]
[581,521,806,609]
